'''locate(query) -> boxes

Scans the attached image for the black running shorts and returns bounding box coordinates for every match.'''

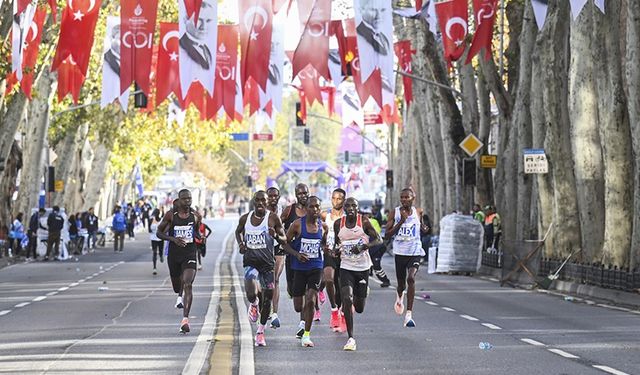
[292,268,323,297]
[168,248,198,278]
[394,255,421,282]
[340,269,369,299]
[323,254,340,269]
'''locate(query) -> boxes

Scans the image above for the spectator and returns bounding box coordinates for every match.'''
[26,209,40,260]
[149,208,163,275]
[69,214,79,254]
[472,204,485,224]
[112,205,127,252]
[126,203,137,238]
[8,212,25,257]
[46,206,64,261]
[484,205,502,251]
[59,208,70,260]
[83,207,99,250]
[421,213,433,263]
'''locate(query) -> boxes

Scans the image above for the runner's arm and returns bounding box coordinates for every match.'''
[268,213,287,245]
[384,209,405,240]
[204,223,212,238]
[329,219,342,257]
[235,214,249,253]
[417,208,430,233]
[361,216,382,251]
[282,220,308,262]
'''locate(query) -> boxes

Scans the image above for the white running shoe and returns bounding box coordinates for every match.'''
[343,337,357,351]
[175,296,184,309]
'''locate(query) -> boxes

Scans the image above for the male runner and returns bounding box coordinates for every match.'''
[321,188,346,331]
[384,188,430,327]
[266,187,285,329]
[334,197,382,351]
[283,196,327,347]
[280,183,309,297]
[235,191,299,346]
[157,189,202,333]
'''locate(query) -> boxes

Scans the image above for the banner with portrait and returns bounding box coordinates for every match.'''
[101,16,129,111]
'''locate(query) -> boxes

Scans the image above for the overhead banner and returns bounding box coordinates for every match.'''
[354,0,394,83]
[56,56,85,103]
[120,0,159,95]
[156,22,182,107]
[101,16,129,110]
[239,0,273,91]
[211,24,239,121]
[292,0,331,80]
[179,0,218,98]
[260,16,285,112]
[394,40,414,104]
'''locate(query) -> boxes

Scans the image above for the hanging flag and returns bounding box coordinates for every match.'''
[156,22,182,107]
[233,61,245,122]
[260,15,285,112]
[134,164,145,198]
[243,77,262,115]
[183,82,208,119]
[210,24,239,121]
[569,0,588,19]
[51,0,102,77]
[56,56,85,103]
[48,0,57,20]
[120,0,159,95]
[435,0,468,62]
[394,40,415,104]
[11,1,36,81]
[531,0,549,30]
[292,0,331,80]
[15,0,31,15]
[101,17,129,110]
[346,35,383,108]
[179,0,218,99]
[167,97,186,126]
[393,0,438,35]
[466,0,498,64]
[297,65,323,106]
[354,0,394,84]
[594,0,605,13]
[6,5,46,99]
[183,0,203,24]
[239,0,273,91]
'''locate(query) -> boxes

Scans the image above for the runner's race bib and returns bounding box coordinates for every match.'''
[174,225,194,243]
[245,230,267,250]
[300,238,321,258]
[396,224,416,241]
[341,239,362,258]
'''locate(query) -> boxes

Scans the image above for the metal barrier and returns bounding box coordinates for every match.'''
[538,259,640,292]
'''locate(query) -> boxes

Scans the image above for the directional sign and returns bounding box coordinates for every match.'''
[253,133,273,141]
[54,180,64,192]
[230,133,249,141]
[480,155,497,169]
[523,149,548,174]
[459,134,483,157]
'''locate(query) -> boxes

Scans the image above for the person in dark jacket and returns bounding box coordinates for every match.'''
[46,206,64,260]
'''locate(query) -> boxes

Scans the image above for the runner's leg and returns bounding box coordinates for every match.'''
[272,255,285,314]
[406,267,418,311]
[181,268,197,317]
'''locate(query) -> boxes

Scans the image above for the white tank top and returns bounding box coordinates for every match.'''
[244,211,270,250]
[338,215,372,272]
[392,206,425,256]
[325,209,343,250]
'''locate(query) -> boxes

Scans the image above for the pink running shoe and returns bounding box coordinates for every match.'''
[338,312,347,333]
[255,332,266,347]
[329,309,340,329]
[318,290,327,305]
[248,299,259,323]
[313,309,321,322]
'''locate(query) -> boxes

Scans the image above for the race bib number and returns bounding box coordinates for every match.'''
[341,239,361,258]
[326,231,335,249]
[245,230,267,250]
[397,224,416,241]
[174,225,194,243]
[300,238,321,258]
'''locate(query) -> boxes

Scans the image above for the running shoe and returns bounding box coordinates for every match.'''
[318,289,327,305]
[343,337,357,351]
[175,296,184,309]
[197,264,203,270]
[159,256,164,263]
[329,309,340,329]
[255,332,266,347]
[179,318,190,333]
[313,309,321,322]
[270,314,280,329]
[380,279,391,288]
[404,314,416,328]
[153,268,157,275]
[338,312,347,333]
[248,299,259,323]
[296,322,305,339]
[301,335,314,347]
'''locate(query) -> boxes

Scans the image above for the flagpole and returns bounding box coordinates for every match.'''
[499,0,505,78]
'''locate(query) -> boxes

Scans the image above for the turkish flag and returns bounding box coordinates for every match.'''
[298,65,323,106]
[56,56,85,104]
[346,36,382,108]
[435,0,468,62]
[183,82,208,120]
[51,0,102,76]
[272,0,289,14]
[209,25,239,121]
[48,0,57,20]
[156,23,182,107]
[120,0,159,95]
[466,0,498,63]
[394,40,415,104]
[239,0,273,91]
[292,0,331,80]
[16,0,30,15]
[6,6,47,99]
[416,0,423,12]
[243,77,262,116]
[184,0,203,25]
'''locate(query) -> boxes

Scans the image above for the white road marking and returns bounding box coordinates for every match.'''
[548,348,579,359]
[520,338,545,346]
[596,304,632,312]
[425,301,439,306]
[231,239,255,375]
[32,296,46,302]
[442,307,456,312]
[58,287,69,291]
[481,323,502,330]
[460,314,479,321]
[592,365,630,375]
[0,310,10,316]
[15,302,30,308]
[182,226,233,375]
[46,291,58,296]
[69,283,79,287]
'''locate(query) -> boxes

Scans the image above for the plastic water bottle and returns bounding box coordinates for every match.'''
[98,287,109,292]
[479,342,493,350]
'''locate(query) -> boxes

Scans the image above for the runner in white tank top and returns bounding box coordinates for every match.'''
[321,188,346,330]
[384,188,430,328]
[333,197,382,351]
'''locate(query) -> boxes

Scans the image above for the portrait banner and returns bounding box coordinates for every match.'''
[101,16,129,111]
[353,0,394,83]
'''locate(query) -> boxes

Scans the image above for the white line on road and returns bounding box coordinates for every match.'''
[182,226,233,375]
[231,239,255,375]
[0,310,10,316]
[520,338,545,346]
[460,315,479,321]
[425,301,438,306]
[548,348,580,359]
[32,296,46,302]
[58,287,69,291]
[69,283,79,287]
[442,307,456,312]
[15,302,30,308]
[592,365,630,375]
[481,323,502,330]
[596,304,632,312]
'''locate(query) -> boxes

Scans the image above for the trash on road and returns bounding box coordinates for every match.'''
[564,296,574,302]
[422,293,431,300]
[478,342,493,350]
[98,287,109,291]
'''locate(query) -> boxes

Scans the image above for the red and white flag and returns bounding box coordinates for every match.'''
[101,16,129,111]
[15,0,31,15]
[239,0,273,91]
[466,0,498,64]
[120,0,159,95]
[346,35,383,108]
[435,0,468,62]
[354,0,394,83]
[211,24,239,121]
[6,5,46,99]
[179,0,218,99]
[259,13,285,112]
[11,0,36,81]
[183,0,203,24]
[298,65,323,106]
[292,0,331,80]
[51,0,102,77]
[156,22,182,107]
[56,56,85,103]
[394,40,415,104]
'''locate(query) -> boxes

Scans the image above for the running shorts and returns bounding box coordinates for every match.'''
[244,266,275,290]
[340,269,369,299]
[168,248,198,278]
[292,268,323,297]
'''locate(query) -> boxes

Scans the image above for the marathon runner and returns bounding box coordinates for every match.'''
[157,189,202,333]
[333,197,382,351]
[280,183,309,297]
[266,187,284,329]
[235,190,296,347]
[282,196,327,347]
[321,188,346,331]
[384,188,430,328]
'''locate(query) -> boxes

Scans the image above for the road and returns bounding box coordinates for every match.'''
[0,217,638,374]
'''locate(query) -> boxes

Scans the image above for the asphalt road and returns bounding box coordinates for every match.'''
[0,217,638,375]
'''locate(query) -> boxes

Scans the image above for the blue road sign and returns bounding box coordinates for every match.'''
[230,133,249,141]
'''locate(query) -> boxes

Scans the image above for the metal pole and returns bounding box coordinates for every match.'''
[288,125,293,162]
[499,0,505,78]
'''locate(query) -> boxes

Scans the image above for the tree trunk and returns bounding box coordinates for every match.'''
[475,72,493,207]
[0,142,22,232]
[0,94,27,173]
[81,141,111,212]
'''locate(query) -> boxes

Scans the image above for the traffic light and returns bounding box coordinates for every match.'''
[134,83,148,108]
[48,166,55,192]
[295,102,305,126]
[246,176,253,188]
[303,128,310,145]
[463,159,477,186]
[257,148,264,161]
[344,151,350,163]
[386,170,393,189]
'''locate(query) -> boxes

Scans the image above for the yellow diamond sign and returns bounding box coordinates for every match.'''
[459,134,483,157]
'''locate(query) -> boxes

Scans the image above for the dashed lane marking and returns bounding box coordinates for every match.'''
[425,301,438,306]
[32,296,46,302]
[481,323,502,330]
[520,338,545,346]
[14,302,30,308]
[460,314,479,321]
[0,310,10,316]
[442,307,456,312]
[547,348,580,359]
[592,365,630,375]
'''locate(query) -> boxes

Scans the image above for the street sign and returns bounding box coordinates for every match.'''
[230,133,249,141]
[54,180,64,192]
[459,134,483,157]
[523,149,548,174]
[480,154,497,169]
[253,133,273,141]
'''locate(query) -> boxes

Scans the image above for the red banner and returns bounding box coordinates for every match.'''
[292,0,331,80]
[435,0,468,62]
[184,82,208,120]
[209,25,239,121]
[466,0,498,63]
[48,0,57,20]
[121,0,159,95]
[239,0,273,91]
[16,0,30,15]
[156,23,182,106]
[394,40,415,104]
[184,0,203,24]
[298,65,323,106]
[6,6,47,99]
[51,0,102,76]
[346,36,382,108]
[57,56,85,104]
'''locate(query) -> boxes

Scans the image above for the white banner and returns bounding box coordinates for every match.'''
[569,0,588,19]
[531,0,549,30]
[179,0,218,98]
[353,0,394,83]
[594,0,605,13]
[260,12,285,112]
[340,81,363,129]
[101,16,129,111]
[11,1,36,81]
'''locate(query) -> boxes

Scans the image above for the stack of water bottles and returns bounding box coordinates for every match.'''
[435,213,484,273]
